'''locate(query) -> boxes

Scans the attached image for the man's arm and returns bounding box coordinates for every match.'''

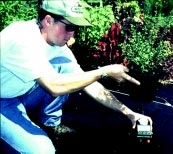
[83,81,133,115]
[36,64,140,97]
[83,81,153,129]
[36,69,102,96]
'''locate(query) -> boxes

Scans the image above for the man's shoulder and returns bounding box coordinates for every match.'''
[2,19,36,32]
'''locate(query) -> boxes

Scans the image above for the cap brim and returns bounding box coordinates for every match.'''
[64,17,92,26]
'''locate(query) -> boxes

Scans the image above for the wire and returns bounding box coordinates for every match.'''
[153,96,173,108]
[108,89,173,108]
[108,89,129,96]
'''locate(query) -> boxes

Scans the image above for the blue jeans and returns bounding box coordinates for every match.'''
[0,57,74,154]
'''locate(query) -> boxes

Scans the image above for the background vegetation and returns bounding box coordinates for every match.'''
[0,0,38,31]
[0,0,172,80]
[74,0,173,81]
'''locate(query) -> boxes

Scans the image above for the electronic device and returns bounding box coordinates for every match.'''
[137,119,153,139]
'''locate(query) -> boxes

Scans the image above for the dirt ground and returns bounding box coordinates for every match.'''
[59,84,173,154]
[1,84,173,154]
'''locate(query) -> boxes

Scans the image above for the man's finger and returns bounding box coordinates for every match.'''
[122,73,140,85]
[123,66,129,72]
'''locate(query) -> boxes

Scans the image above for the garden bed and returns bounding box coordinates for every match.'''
[1,83,172,154]
[60,82,173,154]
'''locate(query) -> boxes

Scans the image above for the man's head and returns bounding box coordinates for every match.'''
[38,0,90,46]
[41,0,91,26]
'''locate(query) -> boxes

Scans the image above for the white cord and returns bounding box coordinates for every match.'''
[107,89,173,108]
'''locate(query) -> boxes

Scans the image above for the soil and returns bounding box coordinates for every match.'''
[1,83,173,154]
[60,83,173,154]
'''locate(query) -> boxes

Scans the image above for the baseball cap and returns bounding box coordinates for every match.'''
[41,0,91,26]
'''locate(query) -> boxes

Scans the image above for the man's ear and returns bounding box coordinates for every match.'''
[44,15,53,26]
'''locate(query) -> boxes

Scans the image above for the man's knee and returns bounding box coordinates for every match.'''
[17,136,56,154]
[29,137,56,154]
[34,144,55,154]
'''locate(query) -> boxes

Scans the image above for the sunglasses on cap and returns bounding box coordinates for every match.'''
[59,20,77,32]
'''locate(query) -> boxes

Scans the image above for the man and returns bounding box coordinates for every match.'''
[0,0,152,153]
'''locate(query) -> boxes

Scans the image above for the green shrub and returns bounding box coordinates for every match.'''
[142,0,173,16]
[119,16,173,77]
[74,4,115,51]
[0,0,38,31]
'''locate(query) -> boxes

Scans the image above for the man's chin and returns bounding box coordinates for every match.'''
[52,42,66,47]
[58,43,66,47]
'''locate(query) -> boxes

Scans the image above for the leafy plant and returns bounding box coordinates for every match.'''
[85,1,173,81]
[119,16,173,78]
[74,4,115,51]
[142,0,173,16]
[72,3,115,70]
[90,1,142,68]
[0,0,38,31]
[160,54,173,81]
[91,23,127,68]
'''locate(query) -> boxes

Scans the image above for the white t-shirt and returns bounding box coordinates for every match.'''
[0,19,82,98]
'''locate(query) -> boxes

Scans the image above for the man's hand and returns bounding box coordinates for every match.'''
[127,112,153,129]
[100,64,140,85]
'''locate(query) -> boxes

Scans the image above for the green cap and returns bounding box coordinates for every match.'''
[41,0,91,26]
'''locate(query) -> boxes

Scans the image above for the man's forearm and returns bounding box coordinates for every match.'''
[37,69,102,96]
[84,82,133,116]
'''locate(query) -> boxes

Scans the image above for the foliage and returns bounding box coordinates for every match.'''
[72,1,142,70]
[74,4,115,51]
[83,1,143,68]
[0,0,38,31]
[160,54,173,80]
[119,15,173,77]
[72,3,116,70]
[119,20,172,76]
[83,1,173,80]
[113,0,141,21]
[142,0,173,16]
[1,0,172,80]
[92,23,125,67]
